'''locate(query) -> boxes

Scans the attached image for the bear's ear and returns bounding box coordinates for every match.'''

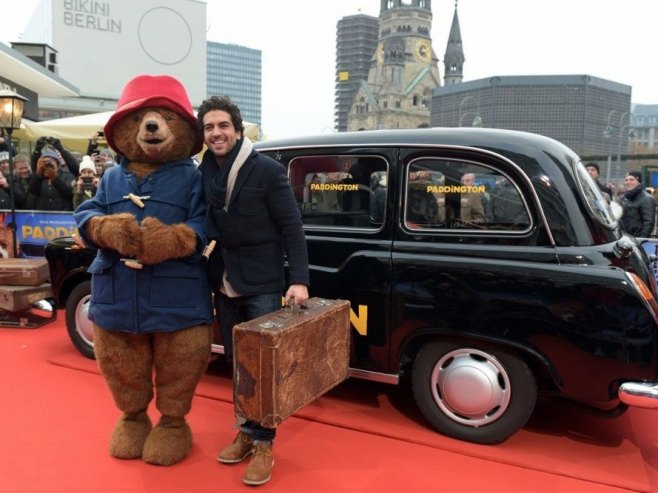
[111,121,134,159]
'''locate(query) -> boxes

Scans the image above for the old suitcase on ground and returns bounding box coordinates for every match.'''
[233,297,351,427]
[0,283,53,311]
[0,259,50,286]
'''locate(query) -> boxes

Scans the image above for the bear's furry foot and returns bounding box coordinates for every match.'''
[142,416,192,466]
[109,411,153,459]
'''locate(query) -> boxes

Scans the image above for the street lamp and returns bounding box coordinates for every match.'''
[603,110,630,184]
[458,95,476,127]
[0,90,28,258]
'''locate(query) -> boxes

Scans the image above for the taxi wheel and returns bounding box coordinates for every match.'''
[65,281,95,360]
[412,341,536,445]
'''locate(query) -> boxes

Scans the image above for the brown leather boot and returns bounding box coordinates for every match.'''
[217,431,254,464]
[243,442,274,486]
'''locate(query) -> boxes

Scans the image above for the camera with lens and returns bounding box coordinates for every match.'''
[82,176,94,191]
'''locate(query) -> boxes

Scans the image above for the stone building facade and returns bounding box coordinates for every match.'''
[347,0,444,131]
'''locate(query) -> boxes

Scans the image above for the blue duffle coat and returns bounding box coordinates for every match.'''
[73,158,212,333]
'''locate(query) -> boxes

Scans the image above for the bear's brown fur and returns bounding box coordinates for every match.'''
[79,75,212,466]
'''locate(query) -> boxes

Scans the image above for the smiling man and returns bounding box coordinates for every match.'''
[197,96,309,486]
[620,171,657,237]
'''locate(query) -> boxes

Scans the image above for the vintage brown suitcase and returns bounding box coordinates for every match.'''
[0,259,50,286]
[233,297,351,427]
[0,283,53,311]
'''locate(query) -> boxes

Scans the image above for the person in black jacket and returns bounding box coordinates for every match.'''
[198,95,309,486]
[27,149,74,211]
[585,162,613,202]
[12,154,33,209]
[620,171,656,238]
[0,157,23,210]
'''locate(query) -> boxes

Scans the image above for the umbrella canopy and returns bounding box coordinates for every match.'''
[14,111,261,154]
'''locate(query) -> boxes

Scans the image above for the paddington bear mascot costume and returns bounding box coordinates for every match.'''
[74,75,213,466]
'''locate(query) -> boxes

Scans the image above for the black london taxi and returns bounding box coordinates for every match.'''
[45,127,658,445]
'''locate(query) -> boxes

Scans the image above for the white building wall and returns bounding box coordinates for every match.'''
[29,0,207,104]
[20,0,54,44]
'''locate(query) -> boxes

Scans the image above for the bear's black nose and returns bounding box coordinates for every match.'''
[145,121,159,133]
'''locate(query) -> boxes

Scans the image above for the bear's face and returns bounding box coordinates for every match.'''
[0,223,18,258]
[113,107,197,163]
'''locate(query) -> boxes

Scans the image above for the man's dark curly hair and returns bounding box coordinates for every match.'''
[197,95,245,135]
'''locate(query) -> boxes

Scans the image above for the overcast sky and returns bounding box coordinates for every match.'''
[3,0,658,139]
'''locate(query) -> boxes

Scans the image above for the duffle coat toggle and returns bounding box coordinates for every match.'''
[123,193,150,208]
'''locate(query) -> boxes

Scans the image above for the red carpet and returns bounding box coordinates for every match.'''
[0,313,656,492]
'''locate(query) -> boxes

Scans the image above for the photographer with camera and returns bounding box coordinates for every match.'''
[87,131,117,177]
[85,130,104,157]
[28,149,74,211]
[73,155,99,209]
[31,136,79,177]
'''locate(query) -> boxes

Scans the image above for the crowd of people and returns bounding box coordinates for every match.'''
[3,130,656,239]
[586,162,657,238]
[0,134,116,212]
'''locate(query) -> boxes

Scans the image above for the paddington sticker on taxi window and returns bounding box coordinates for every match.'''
[425,184,486,194]
[309,183,360,191]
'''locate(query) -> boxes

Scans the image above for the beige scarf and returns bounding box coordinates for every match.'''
[221,136,254,298]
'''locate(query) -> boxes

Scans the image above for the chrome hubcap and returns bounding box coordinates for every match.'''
[74,294,94,347]
[431,348,510,426]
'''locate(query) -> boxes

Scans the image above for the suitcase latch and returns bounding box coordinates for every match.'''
[259,321,283,329]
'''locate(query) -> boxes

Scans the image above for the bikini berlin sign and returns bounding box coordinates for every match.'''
[52,0,206,104]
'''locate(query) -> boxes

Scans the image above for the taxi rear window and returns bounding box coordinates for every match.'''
[289,155,388,228]
[404,158,531,232]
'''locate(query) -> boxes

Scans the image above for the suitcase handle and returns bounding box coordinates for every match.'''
[279,298,309,319]
[258,298,330,328]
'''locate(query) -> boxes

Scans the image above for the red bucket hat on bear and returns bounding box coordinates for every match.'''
[104,74,202,157]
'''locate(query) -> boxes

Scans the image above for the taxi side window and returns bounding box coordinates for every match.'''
[289,155,388,228]
[404,159,530,231]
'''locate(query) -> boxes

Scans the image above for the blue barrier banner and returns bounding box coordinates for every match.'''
[642,241,658,285]
[642,241,657,257]
[0,210,76,257]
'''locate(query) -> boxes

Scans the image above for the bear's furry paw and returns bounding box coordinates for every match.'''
[109,411,153,460]
[142,416,192,466]
[138,217,197,265]
[87,213,142,257]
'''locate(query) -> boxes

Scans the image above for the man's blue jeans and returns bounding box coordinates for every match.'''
[215,291,281,442]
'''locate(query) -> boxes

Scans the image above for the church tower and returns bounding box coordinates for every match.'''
[347,0,441,131]
[443,1,464,85]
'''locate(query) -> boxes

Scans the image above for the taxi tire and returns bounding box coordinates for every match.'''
[65,280,95,360]
[412,340,536,445]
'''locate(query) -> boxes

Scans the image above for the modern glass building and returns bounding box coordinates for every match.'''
[334,14,378,132]
[207,41,262,127]
[632,104,658,150]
